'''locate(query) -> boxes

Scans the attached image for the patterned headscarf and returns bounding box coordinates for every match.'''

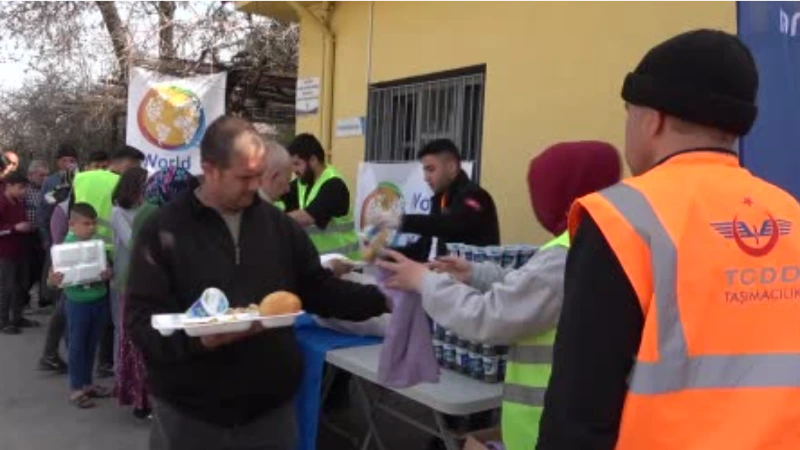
[144,167,195,207]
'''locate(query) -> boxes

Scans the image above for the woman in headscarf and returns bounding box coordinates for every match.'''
[109,167,148,374]
[377,141,622,450]
[116,166,197,420]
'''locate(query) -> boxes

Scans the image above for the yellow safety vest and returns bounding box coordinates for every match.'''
[297,166,360,259]
[501,231,569,450]
[72,170,120,253]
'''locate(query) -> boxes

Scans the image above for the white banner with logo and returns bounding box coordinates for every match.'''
[126,67,227,175]
[354,161,473,246]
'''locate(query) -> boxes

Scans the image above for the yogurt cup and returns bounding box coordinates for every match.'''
[516,245,538,268]
[501,246,520,268]
[485,246,503,265]
[462,245,476,262]
[445,243,462,258]
[186,287,230,318]
[472,247,488,263]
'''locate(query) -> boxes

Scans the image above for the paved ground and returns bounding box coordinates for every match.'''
[0,311,452,450]
[0,311,150,450]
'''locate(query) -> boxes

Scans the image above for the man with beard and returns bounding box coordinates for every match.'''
[283,133,359,259]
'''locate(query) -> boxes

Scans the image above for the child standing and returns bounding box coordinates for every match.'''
[48,202,112,409]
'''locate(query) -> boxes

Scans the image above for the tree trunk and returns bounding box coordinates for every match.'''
[95,1,130,81]
[157,1,176,59]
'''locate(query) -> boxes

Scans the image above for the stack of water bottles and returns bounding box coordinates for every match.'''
[430,243,538,383]
[432,322,508,383]
[444,243,538,269]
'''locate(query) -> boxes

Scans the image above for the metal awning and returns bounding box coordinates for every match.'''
[235,1,321,22]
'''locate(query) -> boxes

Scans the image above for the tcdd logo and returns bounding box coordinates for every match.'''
[711,197,792,257]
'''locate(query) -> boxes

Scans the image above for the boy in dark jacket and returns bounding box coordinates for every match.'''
[0,172,36,334]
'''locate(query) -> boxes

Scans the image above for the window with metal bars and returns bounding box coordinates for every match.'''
[365,65,486,179]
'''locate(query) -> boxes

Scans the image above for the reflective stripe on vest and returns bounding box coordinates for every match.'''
[570,152,800,449]
[297,166,360,259]
[503,329,557,406]
[501,231,568,450]
[598,183,800,394]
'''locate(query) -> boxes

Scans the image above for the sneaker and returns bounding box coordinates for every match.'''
[2,325,21,335]
[16,318,41,328]
[39,355,68,373]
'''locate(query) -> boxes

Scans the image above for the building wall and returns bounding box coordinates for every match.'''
[296,1,736,245]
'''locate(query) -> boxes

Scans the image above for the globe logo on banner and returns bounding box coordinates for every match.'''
[136,85,206,152]
[360,182,404,230]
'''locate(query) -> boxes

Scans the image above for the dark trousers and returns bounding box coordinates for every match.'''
[150,399,297,450]
[0,258,27,327]
[43,294,67,357]
[96,286,114,369]
[39,253,58,307]
[22,234,44,307]
[65,299,107,390]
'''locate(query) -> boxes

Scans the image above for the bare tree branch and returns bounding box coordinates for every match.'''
[0,1,300,159]
[95,1,130,80]
[157,1,176,59]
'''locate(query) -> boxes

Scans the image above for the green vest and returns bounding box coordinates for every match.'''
[297,166,360,259]
[73,170,120,253]
[501,231,569,450]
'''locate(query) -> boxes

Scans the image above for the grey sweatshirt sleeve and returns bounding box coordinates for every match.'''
[469,261,512,291]
[419,245,567,345]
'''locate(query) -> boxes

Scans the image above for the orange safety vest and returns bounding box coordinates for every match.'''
[568,151,800,450]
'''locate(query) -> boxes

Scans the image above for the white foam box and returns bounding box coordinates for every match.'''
[50,239,107,287]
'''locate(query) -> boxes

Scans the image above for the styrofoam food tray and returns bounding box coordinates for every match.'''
[152,311,305,337]
[50,239,107,287]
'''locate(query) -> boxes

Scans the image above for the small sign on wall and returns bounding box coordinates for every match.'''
[335,117,365,137]
[296,77,320,115]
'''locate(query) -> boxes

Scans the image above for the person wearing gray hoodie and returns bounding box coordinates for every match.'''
[378,141,621,450]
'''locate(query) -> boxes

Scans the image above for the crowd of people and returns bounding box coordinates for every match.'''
[2,27,800,450]
[0,143,184,414]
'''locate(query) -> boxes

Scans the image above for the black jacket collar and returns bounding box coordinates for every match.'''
[442,170,471,202]
[183,189,263,219]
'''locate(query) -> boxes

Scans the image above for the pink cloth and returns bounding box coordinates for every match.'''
[116,292,150,411]
[377,269,439,388]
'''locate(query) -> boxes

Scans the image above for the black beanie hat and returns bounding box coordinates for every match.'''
[621,29,758,136]
[56,143,78,160]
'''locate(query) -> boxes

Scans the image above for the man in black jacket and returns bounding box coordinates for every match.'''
[125,117,389,450]
[394,139,500,262]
